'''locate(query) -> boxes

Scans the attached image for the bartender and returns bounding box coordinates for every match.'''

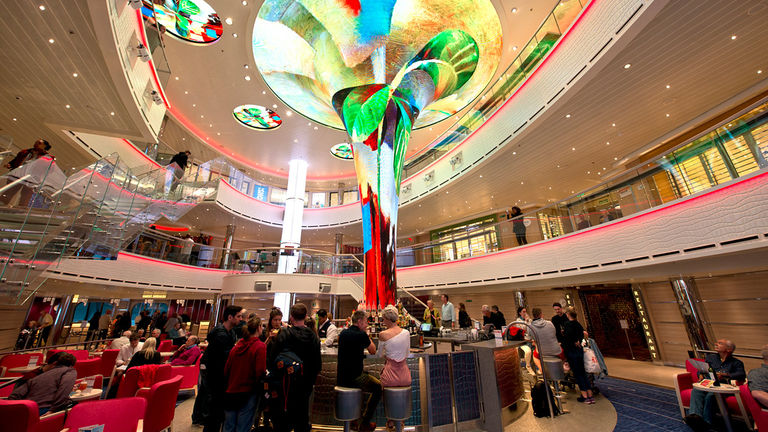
[317,309,338,346]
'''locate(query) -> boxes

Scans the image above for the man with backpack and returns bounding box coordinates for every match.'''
[267,303,321,432]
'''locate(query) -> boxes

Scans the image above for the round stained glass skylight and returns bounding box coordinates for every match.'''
[233,105,282,130]
[251,0,502,130]
[141,0,223,44]
[330,143,353,160]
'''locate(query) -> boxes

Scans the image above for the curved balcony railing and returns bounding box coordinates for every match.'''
[395,98,768,265]
[402,0,590,177]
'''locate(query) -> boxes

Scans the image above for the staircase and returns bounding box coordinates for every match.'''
[0,153,217,305]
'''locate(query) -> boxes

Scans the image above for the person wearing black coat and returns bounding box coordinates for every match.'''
[563,309,594,404]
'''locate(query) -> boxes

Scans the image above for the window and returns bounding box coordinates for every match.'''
[270,188,287,204]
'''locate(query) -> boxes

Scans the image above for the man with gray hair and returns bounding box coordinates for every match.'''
[685,339,746,431]
[170,335,201,366]
[337,310,381,432]
[747,344,768,408]
[109,330,132,350]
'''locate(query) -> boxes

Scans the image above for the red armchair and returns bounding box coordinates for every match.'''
[74,358,101,379]
[674,358,750,422]
[97,349,119,382]
[0,399,66,432]
[172,354,201,395]
[740,383,768,431]
[135,375,183,432]
[0,353,43,377]
[62,397,146,432]
[157,339,174,352]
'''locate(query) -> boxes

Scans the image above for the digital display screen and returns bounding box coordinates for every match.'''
[141,0,223,45]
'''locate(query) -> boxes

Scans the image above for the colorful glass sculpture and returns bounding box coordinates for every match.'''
[141,0,223,44]
[253,0,500,308]
[233,105,283,130]
[330,143,354,160]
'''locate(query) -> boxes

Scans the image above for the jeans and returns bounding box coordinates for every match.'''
[353,372,382,424]
[565,348,591,391]
[688,388,717,424]
[224,392,259,432]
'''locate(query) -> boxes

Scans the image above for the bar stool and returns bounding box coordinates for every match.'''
[541,356,566,412]
[383,387,412,432]
[334,386,362,432]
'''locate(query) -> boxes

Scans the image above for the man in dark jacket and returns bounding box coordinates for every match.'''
[9,351,77,415]
[194,304,243,431]
[168,150,191,192]
[551,302,568,343]
[267,303,321,432]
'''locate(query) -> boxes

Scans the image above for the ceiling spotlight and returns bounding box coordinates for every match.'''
[192,103,196,107]
[244,75,251,81]
[759,70,763,74]
[512,46,518,51]
[244,64,249,69]
[665,113,670,117]
[730,35,737,40]
[48,38,54,44]
[72,72,78,77]
[623,63,631,69]
[665,84,671,89]
[272,104,277,109]
[200,115,204,118]
[611,123,616,127]
[606,141,610,145]
[261,90,266,95]
[242,0,247,4]
[39,5,45,10]
[12,117,17,121]
[232,33,238,38]
[217,132,221,135]
[174,76,179,80]
[65,104,70,108]
[614,157,618,160]
[110,112,115,116]
[184,91,188,94]
[571,147,575,151]
[313,126,318,130]
[225,17,233,25]
[565,114,571,118]
[511,7,518,13]
[285,110,292,116]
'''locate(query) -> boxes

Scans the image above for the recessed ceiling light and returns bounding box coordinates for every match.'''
[48,38,54,44]
[511,7,518,13]
[65,104,70,108]
[614,157,618,160]
[192,104,196,107]
[244,75,251,81]
[286,110,292,116]
[209,124,213,127]
[72,72,78,77]
[730,35,737,40]
[606,141,610,145]
[200,115,204,118]
[225,17,233,25]
[174,76,179,80]
[244,64,249,69]
[110,112,115,116]
[272,104,277,109]
[242,0,247,5]
[520,181,524,185]
[307,122,311,126]
[758,70,763,74]
[565,114,571,118]
[623,63,631,69]
[571,147,576,151]
[232,33,238,38]
[12,117,17,121]
[217,132,221,136]
[184,91,188,94]
[512,46,518,51]
[182,137,185,141]
[665,84,671,89]
[39,5,45,11]
[293,139,298,143]
[313,126,318,130]
[587,171,590,174]
[665,113,670,117]
[611,123,616,127]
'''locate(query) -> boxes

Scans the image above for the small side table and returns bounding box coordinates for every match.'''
[691,382,749,432]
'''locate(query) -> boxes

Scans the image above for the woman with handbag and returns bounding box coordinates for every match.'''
[563,308,594,404]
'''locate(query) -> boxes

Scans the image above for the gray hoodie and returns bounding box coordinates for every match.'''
[529,318,561,356]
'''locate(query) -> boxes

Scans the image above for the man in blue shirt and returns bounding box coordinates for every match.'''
[684,339,746,431]
[441,294,455,329]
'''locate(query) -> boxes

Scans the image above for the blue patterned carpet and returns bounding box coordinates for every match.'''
[599,377,691,431]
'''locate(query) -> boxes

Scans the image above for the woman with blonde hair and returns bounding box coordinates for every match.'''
[378,305,411,387]
[127,336,162,369]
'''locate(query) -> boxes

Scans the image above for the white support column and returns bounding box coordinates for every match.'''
[278,159,307,274]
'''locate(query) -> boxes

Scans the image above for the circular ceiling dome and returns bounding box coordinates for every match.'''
[141,0,223,44]
[251,0,502,130]
[330,143,353,160]
[233,105,282,130]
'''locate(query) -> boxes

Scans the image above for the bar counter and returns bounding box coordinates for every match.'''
[310,339,525,431]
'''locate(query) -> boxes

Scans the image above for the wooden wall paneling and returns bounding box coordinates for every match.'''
[640,281,690,366]
[0,304,30,352]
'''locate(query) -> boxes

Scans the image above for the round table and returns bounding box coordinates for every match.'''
[7,365,40,374]
[69,388,102,402]
[691,382,747,432]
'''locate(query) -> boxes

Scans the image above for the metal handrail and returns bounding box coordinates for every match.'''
[0,338,113,357]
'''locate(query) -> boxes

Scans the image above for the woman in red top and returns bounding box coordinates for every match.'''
[223,316,267,432]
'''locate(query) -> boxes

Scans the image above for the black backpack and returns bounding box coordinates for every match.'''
[531,381,559,418]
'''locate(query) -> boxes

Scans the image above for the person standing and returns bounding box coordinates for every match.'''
[87,311,101,342]
[458,303,471,328]
[1,139,52,207]
[223,317,267,432]
[268,303,321,432]
[440,294,455,329]
[168,150,191,193]
[317,309,338,346]
[551,302,568,344]
[422,300,441,328]
[338,310,381,432]
[98,310,112,340]
[562,309,594,404]
[194,305,244,431]
[37,309,54,347]
[506,206,528,246]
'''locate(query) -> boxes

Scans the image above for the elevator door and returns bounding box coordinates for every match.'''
[579,286,651,361]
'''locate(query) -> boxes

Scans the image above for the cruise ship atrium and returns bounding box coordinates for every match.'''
[1,0,768,431]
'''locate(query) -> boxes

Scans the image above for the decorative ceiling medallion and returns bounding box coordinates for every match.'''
[141,0,223,44]
[251,0,502,130]
[233,105,282,130]
[330,143,353,160]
